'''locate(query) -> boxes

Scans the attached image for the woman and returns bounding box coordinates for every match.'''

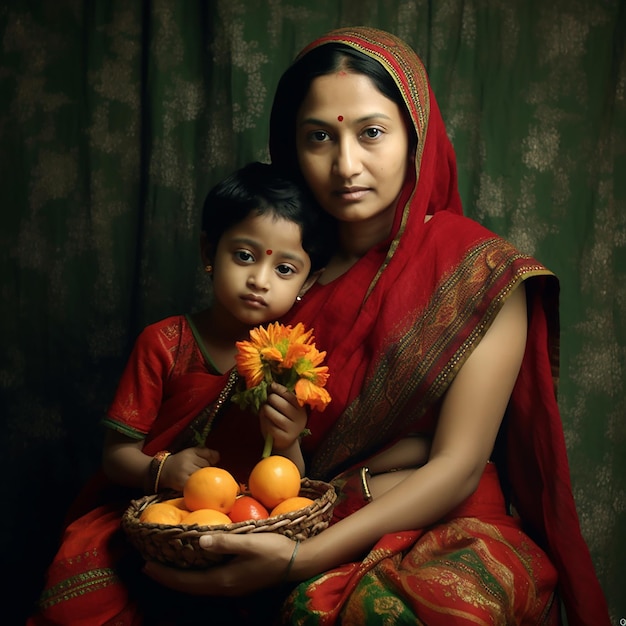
[145,27,610,625]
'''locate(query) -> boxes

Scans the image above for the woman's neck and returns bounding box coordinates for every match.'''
[340,200,396,254]
[319,211,393,284]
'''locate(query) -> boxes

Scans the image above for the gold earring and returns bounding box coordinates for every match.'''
[205,265,212,274]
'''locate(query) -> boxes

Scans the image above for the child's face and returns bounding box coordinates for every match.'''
[211,212,311,326]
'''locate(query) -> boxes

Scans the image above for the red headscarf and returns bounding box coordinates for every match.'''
[272,26,609,626]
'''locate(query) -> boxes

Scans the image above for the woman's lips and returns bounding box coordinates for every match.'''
[334,187,370,201]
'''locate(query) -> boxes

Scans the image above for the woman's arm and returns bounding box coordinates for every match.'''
[294,283,528,577]
[144,284,528,594]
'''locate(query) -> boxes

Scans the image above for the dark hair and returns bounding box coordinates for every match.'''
[202,161,334,272]
[269,43,416,174]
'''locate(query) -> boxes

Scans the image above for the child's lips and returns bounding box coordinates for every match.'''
[241,294,267,307]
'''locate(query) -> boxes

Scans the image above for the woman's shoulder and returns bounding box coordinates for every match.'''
[428,213,549,266]
[423,213,557,295]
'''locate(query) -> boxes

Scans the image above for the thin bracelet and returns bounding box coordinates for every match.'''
[149,451,171,494]
[283,539,301,583]
[360,466,373,502]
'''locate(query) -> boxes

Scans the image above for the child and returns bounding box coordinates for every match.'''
[101,161,332,490]
[28,161,333,625]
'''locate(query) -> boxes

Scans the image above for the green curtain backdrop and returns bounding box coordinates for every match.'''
[1,1,624,623]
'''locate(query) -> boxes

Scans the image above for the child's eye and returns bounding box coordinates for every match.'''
[276,264,296,276]
[310,130,330,142]
[234,250,255,263]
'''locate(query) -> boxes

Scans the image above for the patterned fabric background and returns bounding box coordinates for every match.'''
[1,1,624,623]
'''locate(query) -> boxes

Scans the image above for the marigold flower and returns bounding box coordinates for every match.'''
[232,322,331,414]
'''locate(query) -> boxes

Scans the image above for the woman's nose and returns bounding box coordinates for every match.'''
[333,138,362,179]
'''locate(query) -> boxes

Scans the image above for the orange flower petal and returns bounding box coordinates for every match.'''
[234,340,264,387]
[294,378,332,411]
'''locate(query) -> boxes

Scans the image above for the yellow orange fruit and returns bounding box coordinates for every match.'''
[248,455,301,510]
[139,502,186,525]
[183,466,239,513]
[270,496,315,517]
[164,496,190,511]
[183,508,232,527]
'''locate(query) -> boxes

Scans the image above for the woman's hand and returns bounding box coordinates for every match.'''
[143,532,298,596]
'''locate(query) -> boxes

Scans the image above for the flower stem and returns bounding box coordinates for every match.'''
[262,433,273,458]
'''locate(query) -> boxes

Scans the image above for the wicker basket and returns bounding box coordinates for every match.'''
[122,477,337,569]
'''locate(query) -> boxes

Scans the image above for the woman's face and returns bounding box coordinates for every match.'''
[295,71,409,228]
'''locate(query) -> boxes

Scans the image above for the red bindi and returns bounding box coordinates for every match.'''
[265,249,273,255]
[337,115,344,122]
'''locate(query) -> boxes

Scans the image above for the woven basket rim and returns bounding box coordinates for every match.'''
[122,476,336,533]
[121,477,336,568]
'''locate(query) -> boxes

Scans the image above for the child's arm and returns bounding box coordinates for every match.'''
[102,429,220,492]
[258,382,307,475]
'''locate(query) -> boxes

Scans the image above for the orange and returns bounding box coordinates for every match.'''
[248,455,301,510]
[270,496,315,517]
[183,466,239,513]
[229,495,269,523]
[183,508,232,527]
[164,496,190,511]
[139,502,186,525]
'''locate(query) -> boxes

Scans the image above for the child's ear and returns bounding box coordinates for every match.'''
[298,268,324,298]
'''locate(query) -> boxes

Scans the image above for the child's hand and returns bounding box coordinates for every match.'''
[259,382,308,452]
[159,446,220,492]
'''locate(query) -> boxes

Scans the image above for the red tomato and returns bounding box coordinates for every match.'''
[228,495,269,523]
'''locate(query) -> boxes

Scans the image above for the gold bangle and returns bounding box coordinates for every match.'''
[283,539,301,583]
[360,466,373,502]
[149,450,171,494]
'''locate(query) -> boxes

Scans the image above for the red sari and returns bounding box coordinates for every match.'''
[271,27,610,626]
[30,316,279,625]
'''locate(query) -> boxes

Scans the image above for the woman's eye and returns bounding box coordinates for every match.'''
[235,250,254,263]
[363,127,382,139]
[276,264,296,276]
